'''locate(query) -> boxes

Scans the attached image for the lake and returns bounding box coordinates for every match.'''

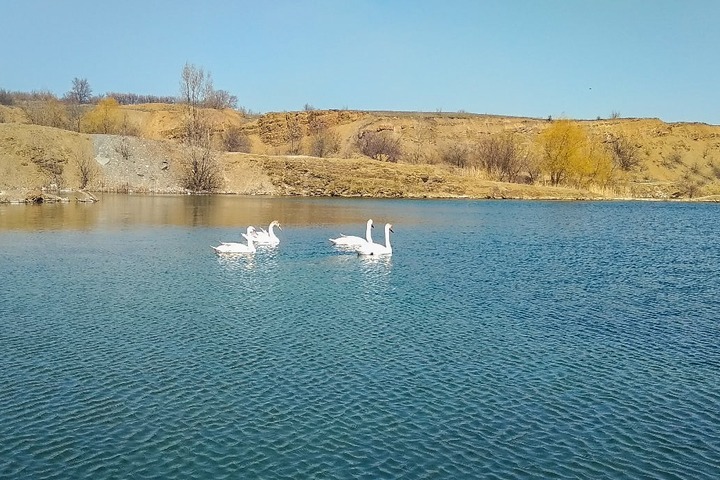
[1,195,719,479]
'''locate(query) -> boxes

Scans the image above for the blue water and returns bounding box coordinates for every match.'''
[1,197,719,479]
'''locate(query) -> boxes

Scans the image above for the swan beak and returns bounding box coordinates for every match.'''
[390,228,394,233]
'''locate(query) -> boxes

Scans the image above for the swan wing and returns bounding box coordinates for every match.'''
[330,235,367,246]
[213,241,255,254]
[254,237,279,245]
[356,242,392,256]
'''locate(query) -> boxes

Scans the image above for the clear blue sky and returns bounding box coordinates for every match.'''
[1,0,718,124]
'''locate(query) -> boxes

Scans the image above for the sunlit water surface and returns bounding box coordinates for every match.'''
[1,195,719,478]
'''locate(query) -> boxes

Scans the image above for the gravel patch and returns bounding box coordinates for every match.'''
[91,134,186,193]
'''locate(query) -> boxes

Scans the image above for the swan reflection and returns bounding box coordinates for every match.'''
[359,254,393,280]
[216,253,257,271]
[216,247,283,273]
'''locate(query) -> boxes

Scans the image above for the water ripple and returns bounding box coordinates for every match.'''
[1,201,720,478]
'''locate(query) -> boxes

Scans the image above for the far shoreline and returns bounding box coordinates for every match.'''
[2,188,719,206]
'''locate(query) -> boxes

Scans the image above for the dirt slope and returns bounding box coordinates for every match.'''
[2,104,720,202]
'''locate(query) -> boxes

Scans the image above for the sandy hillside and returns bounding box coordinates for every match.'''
[2,103,720,202]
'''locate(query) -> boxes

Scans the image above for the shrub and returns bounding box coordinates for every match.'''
[76,154,99,189]
[440,143,471,168]
[310,128,340,157]
[115,137,132,160]
[285,113,303,155]
[606,134,640,171]
[181,143,223,192]
[0,89,13,106]
[33,156,66,189]
[476,135,528,182]
[105,92,177,105]
[223,127,251,152]
[204,89,238,109]
[82,98,123,134]
[356,130,402,162]
[678,169,706,198]
[661,151,684,169]
[707,159,720,179]
[19,98,69,129]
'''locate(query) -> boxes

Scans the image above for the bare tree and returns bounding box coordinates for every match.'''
[105,92,177,105]
[179,63,211,145]
[223,126,251,152]
[308,113,339,157]
[405,119,436,164]
[285,113,303,155]
[0,89,13,106]
[65,77,93,104]
[525,153,542,184]
[356,130,402,162]
[66,103,86,132]
[205,89,238,109]
[76,154,99,189]
[310,128,340,157]
[181,139,223,192]
[605,134,640,171]
[180,63,208,108]
[20,97,68,129]
[178,64,227,191]
[476,134,528,182]
[440,143,471,168]
[678,168,706,198]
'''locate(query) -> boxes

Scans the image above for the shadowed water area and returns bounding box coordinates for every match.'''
[1,195,719,478]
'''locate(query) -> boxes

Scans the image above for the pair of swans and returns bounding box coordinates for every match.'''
[212,220,281,254]
[330,219,393,256]
[244,220,281,246]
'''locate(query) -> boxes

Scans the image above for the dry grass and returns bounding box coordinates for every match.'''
[245,154,598,200]
[219,152,276,194]
[0,123,93,191]
[3,105,720,202]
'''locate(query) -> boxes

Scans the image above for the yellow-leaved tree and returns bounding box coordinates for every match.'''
[571,139,617,190]
[536,119,616,189]
[81,97,122,134]
[537,119,586,186]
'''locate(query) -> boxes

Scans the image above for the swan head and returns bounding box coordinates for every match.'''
[386,224,394,233]
[270,220,282,230]
[245,226,256,235]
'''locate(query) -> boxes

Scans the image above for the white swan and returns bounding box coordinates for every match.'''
[212,226,256,254]
[330,219,374,247]
[356,223,393,256]
[245,220,281,245]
